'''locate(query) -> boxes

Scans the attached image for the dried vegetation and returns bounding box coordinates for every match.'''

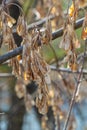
[0,0,87,130]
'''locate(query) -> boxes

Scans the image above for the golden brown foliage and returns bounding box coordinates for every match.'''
[0,0,87,129]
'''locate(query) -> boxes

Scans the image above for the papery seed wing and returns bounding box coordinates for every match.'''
[3,11,16,28]
[17,15,27,36]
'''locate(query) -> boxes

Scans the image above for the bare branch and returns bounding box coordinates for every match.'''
[50,65,87,75]
[63,39,87,130]
[1,65,87,78]
[0,73,14,77]
[28,15,55,30]
[0,46,23,64]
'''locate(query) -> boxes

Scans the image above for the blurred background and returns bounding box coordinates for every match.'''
[0,0,87,130]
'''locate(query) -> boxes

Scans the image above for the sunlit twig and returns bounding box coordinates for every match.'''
[63,39,87,130]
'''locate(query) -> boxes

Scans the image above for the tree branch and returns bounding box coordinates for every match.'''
[0,17,84,64]
[50,65,87,75]
[28,14,55,30]
[63,39,87,130]
[0,73,14,77]
[1,65,87,78]
[0,46,23,64]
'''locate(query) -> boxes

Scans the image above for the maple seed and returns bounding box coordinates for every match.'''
[69,3,74,17]
[0,21,2,29]
[69,62,78,72]
[23,72,29,81]
[81,27,87,40]
[7,17,16,28]
[17,16,27,36]
[17,55,22,61]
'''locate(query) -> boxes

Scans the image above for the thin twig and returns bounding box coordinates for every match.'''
[28,14,55,30]
[50,65,87,75]
[1,64,87,79]
[0,17,84,64]
[63,39,87,130]
[0,73,14,77]
[1,65,87,78]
